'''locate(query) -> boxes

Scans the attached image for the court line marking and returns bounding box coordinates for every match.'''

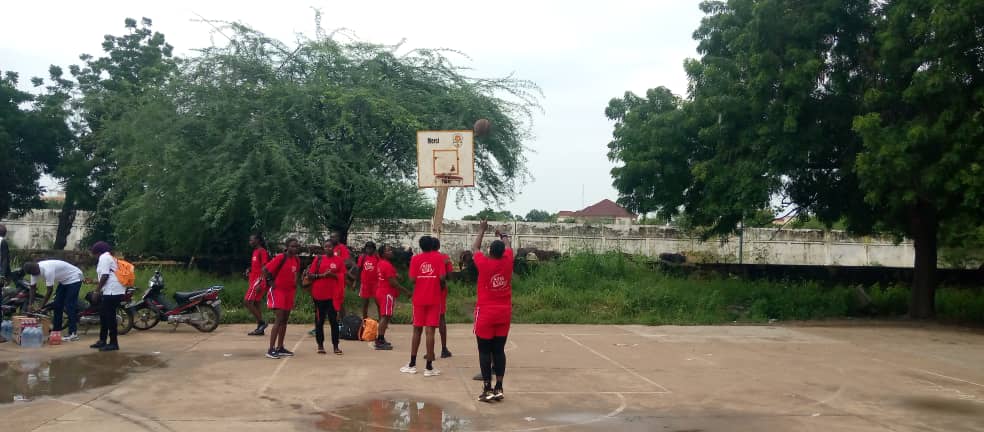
[561,334,671,394]
[912,369,984,389]
[256,333,308,396]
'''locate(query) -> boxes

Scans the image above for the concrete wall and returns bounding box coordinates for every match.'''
[0,210,89,250]
[346,219,916,268]
[1,211,917,267]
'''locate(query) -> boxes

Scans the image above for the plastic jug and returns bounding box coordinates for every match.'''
[0,320,11,340]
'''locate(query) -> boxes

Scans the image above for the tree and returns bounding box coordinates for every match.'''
[100,17,538,254]
[852,0,984,317]
[0,71,64,219]
[463,208,519,222]
[608,0,983,317]
[524,209,554,222]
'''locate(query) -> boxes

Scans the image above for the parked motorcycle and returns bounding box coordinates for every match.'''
[37,288,136,335]
[1,270,43,317]
[129,270,223,332]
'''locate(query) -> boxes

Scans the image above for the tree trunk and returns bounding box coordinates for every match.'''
[909,203,938,319]
[53,191,77,250]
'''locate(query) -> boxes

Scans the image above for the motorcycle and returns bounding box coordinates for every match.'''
[37,288,136,335]
[129,270,223,332]
[1,270,44,317]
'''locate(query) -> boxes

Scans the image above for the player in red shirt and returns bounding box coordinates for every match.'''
[306,239,346,355]
[434,238,454,358]
[331,231,355,320]
[471,220,514,402]
[399,236,447,376]
[262,238,301,359]
[374,244,409,350]
[354,242,380,319]
[244,234,270,336]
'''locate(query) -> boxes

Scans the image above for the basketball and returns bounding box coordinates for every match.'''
[473,118,492,137]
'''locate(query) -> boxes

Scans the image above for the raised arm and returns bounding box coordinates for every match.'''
[471,219,489,253]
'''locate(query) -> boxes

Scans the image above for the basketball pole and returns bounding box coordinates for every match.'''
[432,186,449,236]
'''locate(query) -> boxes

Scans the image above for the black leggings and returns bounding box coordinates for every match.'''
[477,336,507,384]
[99,294,123,345]
[314,299,339,349]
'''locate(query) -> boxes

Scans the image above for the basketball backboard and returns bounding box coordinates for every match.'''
[416,130,475,188]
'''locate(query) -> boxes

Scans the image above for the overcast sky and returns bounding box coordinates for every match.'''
[1,1,704,219]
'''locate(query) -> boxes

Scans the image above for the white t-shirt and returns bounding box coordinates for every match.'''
[96,252,126,295]
[31,260,83,287]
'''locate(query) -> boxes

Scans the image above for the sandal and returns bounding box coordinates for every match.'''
[317,347,327,354]
[333,348,343,355]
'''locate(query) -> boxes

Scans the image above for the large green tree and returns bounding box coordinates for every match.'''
[103,18,538,255]
[608,0,983,317]
[0,71,65,219]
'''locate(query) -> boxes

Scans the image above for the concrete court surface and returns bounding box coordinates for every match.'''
[1,322,983,431]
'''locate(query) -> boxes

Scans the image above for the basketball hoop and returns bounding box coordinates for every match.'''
[434,174,464,186]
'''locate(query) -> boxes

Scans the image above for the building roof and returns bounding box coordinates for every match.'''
[558,199,636,219]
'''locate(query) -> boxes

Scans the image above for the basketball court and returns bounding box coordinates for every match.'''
[2,322,983,431]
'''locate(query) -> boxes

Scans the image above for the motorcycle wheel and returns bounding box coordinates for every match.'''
[192,304,220,333]
[132,305,160,330]
[117,307,134,335]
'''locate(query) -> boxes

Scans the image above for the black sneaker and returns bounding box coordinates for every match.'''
[493,388,504,401]
[257,322,268,333]
[441,348,453,358]
[99,343,119,352]
[266,348,281,359]
[374,341,393,350]
[277,347,294,357]
[90,341,106,349]
[478,389,495,403]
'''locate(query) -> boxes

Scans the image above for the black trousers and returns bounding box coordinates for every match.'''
[99,294,123,345]
[314,299,340,349]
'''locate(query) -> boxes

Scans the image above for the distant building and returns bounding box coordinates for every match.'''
[558,199,637,225]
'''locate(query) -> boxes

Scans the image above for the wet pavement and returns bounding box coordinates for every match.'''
[0,323,982,431]
[0,353,165,404]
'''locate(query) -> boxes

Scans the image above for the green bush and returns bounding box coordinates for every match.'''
[68,254,984,325]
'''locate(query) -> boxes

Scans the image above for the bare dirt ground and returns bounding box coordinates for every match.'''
[2,322,983,431]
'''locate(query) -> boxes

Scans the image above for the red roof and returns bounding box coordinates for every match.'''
[558,199,636,219]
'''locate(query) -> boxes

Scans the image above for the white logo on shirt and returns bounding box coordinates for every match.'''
[491,274,506,289]
[420,262,434,274]
[364,261,375,271]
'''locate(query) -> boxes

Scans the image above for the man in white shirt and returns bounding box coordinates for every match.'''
[23,260,85,341]
[90,241,125,351]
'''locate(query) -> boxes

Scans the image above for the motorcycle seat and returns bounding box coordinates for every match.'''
[174,289,211,303]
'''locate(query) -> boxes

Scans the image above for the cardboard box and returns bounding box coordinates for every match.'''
[12,315,51,346]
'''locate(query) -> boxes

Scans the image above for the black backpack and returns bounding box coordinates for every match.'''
[339,314,363,340]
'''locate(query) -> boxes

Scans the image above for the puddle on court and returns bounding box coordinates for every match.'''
[0,353,166,403]
[316,399,470,431]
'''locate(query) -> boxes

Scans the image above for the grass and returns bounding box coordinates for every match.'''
[105,253,984,326]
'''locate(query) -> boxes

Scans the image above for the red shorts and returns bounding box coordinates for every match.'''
[376,292,395,317]
[244,277,266,302]
[359,281,376,299]
[474,305,511,339]
[266,287,296,311]
[412,304,441,327]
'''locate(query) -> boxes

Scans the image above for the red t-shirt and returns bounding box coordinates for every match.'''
[441,253,453,274]
[376,258,398,298]
[308,255,345,300]
[409,251,446,306]
[334,245,350,286]
[474,248,514,307]
[265,253,300,291]
[249,248,270,283]
[358,255,380,288]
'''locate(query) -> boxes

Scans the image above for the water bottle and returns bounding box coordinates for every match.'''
[28,324,42,348]
[0,320,11,340]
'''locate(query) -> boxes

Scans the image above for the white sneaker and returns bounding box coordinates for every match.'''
[424,368,441,377]
[64,333,80,342]
[400,364,417,374]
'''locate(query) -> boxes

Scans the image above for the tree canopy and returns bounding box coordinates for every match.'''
[607,0,984,317]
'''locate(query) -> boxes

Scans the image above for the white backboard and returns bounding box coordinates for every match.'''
[416,130,475,188]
